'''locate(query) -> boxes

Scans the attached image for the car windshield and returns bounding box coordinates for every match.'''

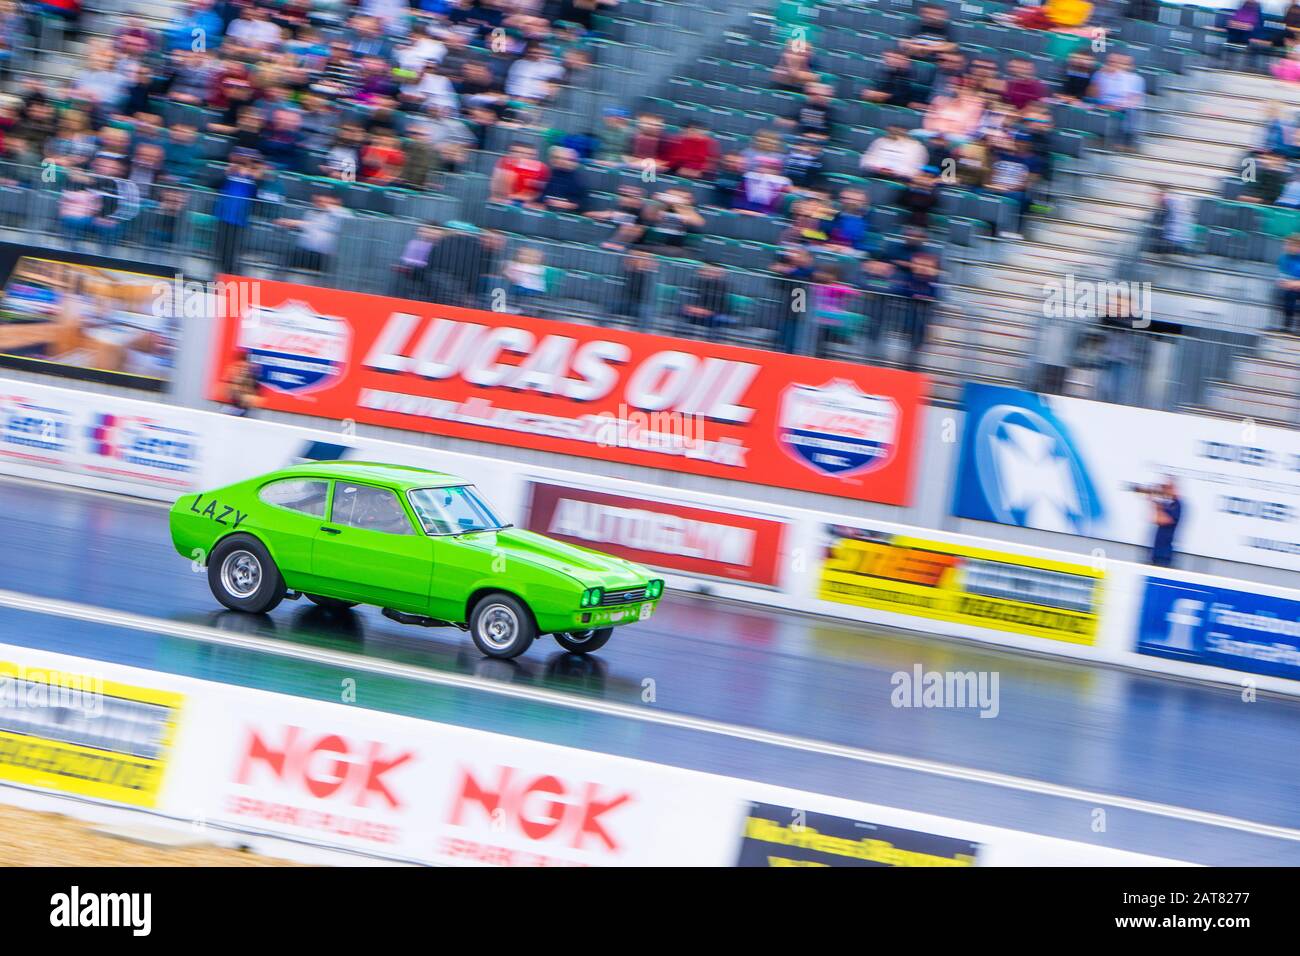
[407,485,507,535]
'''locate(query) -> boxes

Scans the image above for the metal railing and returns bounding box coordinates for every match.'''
[0,164,946,367]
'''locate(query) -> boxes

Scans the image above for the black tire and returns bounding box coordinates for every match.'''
[208,534,286,614]
[553,627,614,654]
[305,593,359,610]
[468,593,537,659]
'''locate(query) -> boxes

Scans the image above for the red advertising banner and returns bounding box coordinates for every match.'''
[210,278,927,504]
[525,481,787,586]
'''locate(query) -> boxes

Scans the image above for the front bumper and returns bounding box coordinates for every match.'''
[564,600,657,631]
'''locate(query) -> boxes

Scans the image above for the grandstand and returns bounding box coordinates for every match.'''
[0,0,1297,423]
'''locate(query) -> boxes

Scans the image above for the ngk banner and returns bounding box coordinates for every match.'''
[192,699,731,866]
[525,481,787,586]
[209,279,926,504]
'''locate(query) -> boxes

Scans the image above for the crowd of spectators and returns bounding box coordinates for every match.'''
[459,3,1154,363]
[0,0,1159,367]
[1200,0,1300,76]
[0,1,612,270]
[1224,105,1300,332]
[1236,106,1300,208]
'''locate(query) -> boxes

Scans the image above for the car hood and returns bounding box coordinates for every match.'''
[456,527,649,589]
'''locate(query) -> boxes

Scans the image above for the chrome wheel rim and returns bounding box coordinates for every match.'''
[479,603,519,650]
[563,630,597,644]
[220,550,262,598]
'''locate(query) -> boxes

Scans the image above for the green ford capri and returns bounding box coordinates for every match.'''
[169,461,663,659]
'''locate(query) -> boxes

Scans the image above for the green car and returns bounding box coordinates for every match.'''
[169,461,663,659]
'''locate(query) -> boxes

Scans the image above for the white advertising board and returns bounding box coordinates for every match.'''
[0,640,1193,867]
[953,384,1300,573]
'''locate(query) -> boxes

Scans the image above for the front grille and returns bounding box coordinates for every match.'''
[599,587,647,606]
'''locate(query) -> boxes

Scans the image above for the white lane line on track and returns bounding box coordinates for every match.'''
[3,586,1299,845]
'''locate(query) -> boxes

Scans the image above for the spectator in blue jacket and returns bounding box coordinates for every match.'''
[771,245,816,352]
[1276,233,1300,331]
[163,123,202,182]
[213,150,262,273]
[827,187,873,253]
[166,0,224,53]
[898,251,940,367]
[712,153,746,210]
[1262,106,1300,159]
[541,146,588,213]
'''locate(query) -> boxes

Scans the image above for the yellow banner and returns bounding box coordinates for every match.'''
[0,662,183,807]
[818,533,1103,645]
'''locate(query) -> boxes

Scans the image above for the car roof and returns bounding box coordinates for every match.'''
[268,461,463,491]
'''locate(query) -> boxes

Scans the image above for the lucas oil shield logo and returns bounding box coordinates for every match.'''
[237,299,351,395]
[777,380,899,478]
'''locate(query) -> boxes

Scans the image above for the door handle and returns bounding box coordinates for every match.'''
[320,526,342,535]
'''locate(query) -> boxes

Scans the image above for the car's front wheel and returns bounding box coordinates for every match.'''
[554,628,613,654]
[208,534,286,614]
[469,593,536,659]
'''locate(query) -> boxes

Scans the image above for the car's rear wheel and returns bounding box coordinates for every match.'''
[469,593,536,659]
[554,628,613,654]
[305,593,359,610]
[208,535,286,614]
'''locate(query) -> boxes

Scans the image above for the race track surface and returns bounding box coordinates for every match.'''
[2,477,1298,864]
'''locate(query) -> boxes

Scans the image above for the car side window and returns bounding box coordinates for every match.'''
[331,483,415,535]
[259,478,329,517]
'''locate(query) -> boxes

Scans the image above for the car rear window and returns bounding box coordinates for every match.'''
[259,478,328,517]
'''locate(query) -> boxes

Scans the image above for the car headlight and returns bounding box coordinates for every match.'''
[580,587,604,607]
[646,579,664,599]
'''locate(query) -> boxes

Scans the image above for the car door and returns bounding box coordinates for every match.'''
[255,476,332,586]
[311,481,433,612]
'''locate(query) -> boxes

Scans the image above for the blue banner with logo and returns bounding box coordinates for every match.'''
[952,384,1108,535]
[1137,576,1300,681]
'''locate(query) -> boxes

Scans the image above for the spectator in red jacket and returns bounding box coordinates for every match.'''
[490,142,550,205]
[359,129,406,185]
[1002,58,1049,111]
[629,113,671,173]
[665,121,718,179]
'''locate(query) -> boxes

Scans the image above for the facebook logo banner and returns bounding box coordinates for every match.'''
[1137,577,1300,681]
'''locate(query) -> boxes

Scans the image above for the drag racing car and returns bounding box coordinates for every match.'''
[169,461,663,659]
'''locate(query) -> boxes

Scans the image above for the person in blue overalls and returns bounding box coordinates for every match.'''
[1144,477,1183,568]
